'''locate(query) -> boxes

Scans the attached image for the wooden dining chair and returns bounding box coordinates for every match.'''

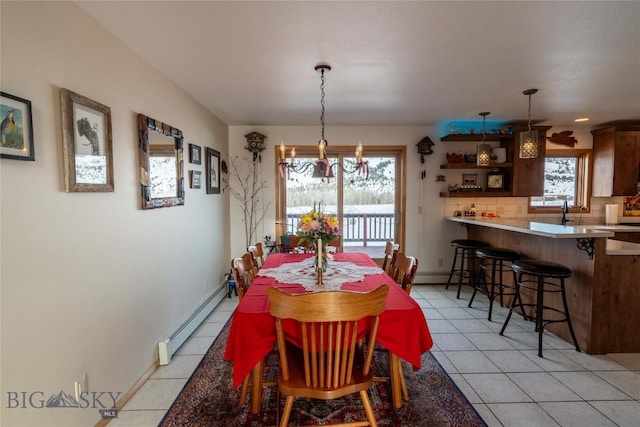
[381,241,399,275]
[230,256,252,403]
[268,285,389,427]
[392,252,418,295]
[243,252,258,283]
[285,234,309,253]
[232,255,277,405]
[326,235,342,253]
[230,257,250,300]
[248,242,265,270]
[231,253,258,298]
[374,252,417,402]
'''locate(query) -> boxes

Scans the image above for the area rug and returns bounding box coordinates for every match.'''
[160,318,487,427]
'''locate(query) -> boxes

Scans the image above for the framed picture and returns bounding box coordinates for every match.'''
[1,91,35,161]
[60,88,114,192]
[487,171,505,191]
[190,170,202,189]
[462,173,478,186]
[205,147,220,194]
[189,143,201,164]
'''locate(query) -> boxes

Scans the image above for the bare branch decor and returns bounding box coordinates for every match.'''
[223,155,271,249]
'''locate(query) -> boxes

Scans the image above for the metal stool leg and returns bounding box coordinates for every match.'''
[500,271,526,335]
[456,250,466,299]
[487,259,498,321]
[497,260,505,307]
[468,258,490,312]
[446,247,460,289]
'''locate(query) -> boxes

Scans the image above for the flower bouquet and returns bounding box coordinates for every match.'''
[297,202,340,272]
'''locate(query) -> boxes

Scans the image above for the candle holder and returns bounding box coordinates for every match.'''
[316,266,324,286]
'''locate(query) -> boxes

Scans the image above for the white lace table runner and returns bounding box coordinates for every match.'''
[257,257,383,291]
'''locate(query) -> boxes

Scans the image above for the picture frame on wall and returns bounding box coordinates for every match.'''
[1,91,35,161]
[189,143,201,164]
[60,88,114,192]
[487,170,505,191]
[462,173,478,186]
[190,170,202,189]
[205,147,220,194]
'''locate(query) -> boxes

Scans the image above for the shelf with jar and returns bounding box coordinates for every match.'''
[438,126,550,198]
[439,133,514,197]
[441,133,512,169]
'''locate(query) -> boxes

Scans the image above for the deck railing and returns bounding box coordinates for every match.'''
[285,213,395,246]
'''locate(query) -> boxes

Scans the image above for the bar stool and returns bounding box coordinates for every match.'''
[468,247,520,321]
[500,259,581,357]
[445,239,489,299]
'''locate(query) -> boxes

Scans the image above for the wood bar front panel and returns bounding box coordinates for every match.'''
[467,225,640,354]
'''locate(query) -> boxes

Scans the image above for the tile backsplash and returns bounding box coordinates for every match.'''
[444,196,639,224]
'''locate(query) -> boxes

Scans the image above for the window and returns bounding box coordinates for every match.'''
[529,149,592,213]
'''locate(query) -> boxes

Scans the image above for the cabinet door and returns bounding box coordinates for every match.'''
[512,127,549,196]
[612,132,640,196]
[592,130,616,197]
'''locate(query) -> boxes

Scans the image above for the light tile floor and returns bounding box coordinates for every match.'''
[108,285,640,427]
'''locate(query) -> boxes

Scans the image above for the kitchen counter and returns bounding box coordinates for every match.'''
[447,217,614,238]
[447,216,640,354]
[447,217,640,255]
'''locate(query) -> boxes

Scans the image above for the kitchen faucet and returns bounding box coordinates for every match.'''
[561,200,572,225]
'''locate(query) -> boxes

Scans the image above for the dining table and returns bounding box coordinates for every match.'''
[224,252,433,413]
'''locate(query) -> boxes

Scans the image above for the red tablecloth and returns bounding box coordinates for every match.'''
[224,252,433,388]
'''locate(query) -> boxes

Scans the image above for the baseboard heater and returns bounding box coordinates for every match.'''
[158,281,227,365]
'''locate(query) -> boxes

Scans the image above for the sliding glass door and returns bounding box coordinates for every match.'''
[276,146,405,260]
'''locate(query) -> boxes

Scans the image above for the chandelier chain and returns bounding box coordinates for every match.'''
[320,68,326,140]
[527,93,532,131]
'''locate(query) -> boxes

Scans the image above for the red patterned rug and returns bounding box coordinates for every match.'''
[160,317,486,427]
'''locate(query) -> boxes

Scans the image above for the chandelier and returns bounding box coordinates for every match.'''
[277,64,368,181]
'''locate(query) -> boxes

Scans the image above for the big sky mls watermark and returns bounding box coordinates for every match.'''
[6,390,122,419]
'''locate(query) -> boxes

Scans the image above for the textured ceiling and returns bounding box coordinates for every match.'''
[77,1,640,128]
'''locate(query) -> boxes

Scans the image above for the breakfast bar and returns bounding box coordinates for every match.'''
[447,217,640,354]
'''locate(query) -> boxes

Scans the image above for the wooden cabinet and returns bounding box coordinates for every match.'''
[591,124,640,197]
[440,125,549,198]
[511,126,550,196]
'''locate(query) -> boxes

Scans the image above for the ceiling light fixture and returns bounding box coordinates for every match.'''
[574,117,590,122]
[477,111,492,166]
[519,89,539,159]
[277,64,368,181]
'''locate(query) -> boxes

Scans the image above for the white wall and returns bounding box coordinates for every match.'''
[0,3,228,426]
[228,125,464,281]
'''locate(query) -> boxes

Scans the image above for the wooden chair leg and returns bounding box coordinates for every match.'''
[360,390,378,427]
[239,375,250,405]
[280,395,295,427]
[399,364,409,401]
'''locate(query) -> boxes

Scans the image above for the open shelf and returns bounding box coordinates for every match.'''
[440,162,513,169]
[440,133,512,142]
[439,191,513,198]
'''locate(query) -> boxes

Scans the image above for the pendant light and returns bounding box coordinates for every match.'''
[519,89,539,159]
[277,64,368,180]
[477,112,492,166]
